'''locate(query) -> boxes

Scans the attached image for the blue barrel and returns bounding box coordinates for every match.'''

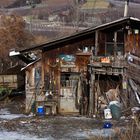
[37,106,45,116]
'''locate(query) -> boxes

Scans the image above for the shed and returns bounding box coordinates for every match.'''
[17,17,140,116]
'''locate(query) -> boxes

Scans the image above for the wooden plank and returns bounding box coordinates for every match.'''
[95,31,99,56]
[89,73,95,117]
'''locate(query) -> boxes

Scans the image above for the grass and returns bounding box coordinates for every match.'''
[89,115,140,140]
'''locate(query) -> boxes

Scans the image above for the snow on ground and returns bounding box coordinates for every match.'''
[0,108,129,140]
[0,131,53,140]
[73,128,116,138]
[0,108,26,120]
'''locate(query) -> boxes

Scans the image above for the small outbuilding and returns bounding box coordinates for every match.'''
[15,17,140,117]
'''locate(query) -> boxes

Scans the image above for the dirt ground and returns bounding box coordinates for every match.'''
[0,95,139,140]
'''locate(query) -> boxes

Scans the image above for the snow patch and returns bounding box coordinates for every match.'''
[74,128,116,138]
[0,108,26,120]
[0,131,53,140]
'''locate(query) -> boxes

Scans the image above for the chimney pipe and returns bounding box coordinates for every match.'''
[124,0,129,17]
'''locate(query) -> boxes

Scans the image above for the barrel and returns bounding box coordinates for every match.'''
[109,101,121,120]
[37,106,45,116]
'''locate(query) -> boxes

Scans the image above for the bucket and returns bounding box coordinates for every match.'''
[109,101,121,120]
[104,108,112,119]
[103,122,113,128]
[37,106,45,116]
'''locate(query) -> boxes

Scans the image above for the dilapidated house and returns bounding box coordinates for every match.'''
[13,16,140,117]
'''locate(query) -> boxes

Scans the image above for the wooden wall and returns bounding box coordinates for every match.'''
[125,29,140,56]
[25,61,42,113]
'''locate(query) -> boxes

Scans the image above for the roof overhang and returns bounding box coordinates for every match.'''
[9,50,38,64]
[21,58,41,71]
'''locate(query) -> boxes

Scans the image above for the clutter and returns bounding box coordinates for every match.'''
[131,107,140,118]
[129,79,140,104]
[106,87,120,102]
[101,57,110,63]
[109,101,121,120]
[98,96,107,109]
[104,108,112,119]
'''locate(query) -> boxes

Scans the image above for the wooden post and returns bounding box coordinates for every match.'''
[114,32,117,58]
[95,31,99,56]
[42,52,45,89]
[89,67,95,117]
[122,72,128,108]
[134,29,139,55]
[57,58,61,114]
[94,82,97,116]
[124,29,129,53]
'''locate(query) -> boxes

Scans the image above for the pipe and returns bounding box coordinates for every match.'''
[124,0,129,17]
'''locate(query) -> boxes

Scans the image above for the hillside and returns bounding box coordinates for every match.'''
[0,0,16,7]
[0,0,41,8]
[0,0,140,8]
[1,0,140,41]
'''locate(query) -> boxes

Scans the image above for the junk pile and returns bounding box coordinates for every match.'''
[99,88,140,122]
[97,85,122,120]
[128,79,140,121]
[131,107,140,119]
[96,73,140,121]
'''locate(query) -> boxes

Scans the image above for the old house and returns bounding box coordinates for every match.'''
[20,35,93,115]
[14,16,140,117]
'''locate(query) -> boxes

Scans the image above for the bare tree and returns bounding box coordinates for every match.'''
[0,14,35,72]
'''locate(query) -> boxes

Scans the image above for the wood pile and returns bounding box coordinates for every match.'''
[126,53,140,107]
[127,53,140,84]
